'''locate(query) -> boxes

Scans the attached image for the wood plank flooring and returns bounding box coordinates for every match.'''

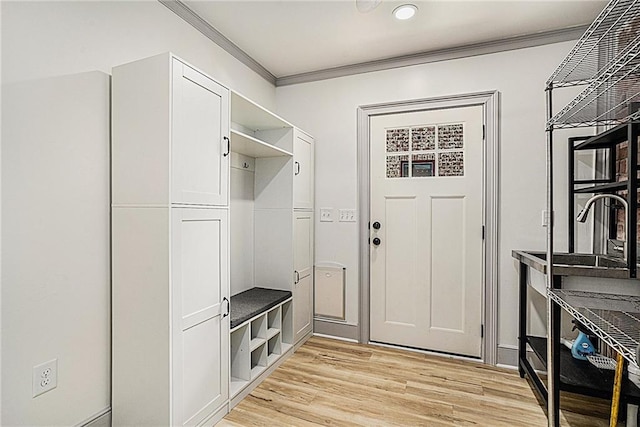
[219,336,615,426]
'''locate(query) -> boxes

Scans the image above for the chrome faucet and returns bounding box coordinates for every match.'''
[576,193,629,261]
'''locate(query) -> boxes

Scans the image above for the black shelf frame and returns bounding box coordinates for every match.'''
[544,3,640,425]
[517,262,640,419]
[567,121,640,278]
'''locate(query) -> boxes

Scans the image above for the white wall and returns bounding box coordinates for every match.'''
[1,1,275,425]
[230,155,256,296]
[1,1,275,108]
[275,41,588,356]
[3,71,111,427]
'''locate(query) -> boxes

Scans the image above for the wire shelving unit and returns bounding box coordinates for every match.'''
[541,1,640,425]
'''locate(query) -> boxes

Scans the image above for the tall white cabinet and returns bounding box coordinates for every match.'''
[112,54,230,426]
[294,210,314,343]
[293,129,315,343]
[112,53,314,424]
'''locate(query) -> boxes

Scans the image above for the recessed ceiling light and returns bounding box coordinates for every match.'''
[393,4,417,20]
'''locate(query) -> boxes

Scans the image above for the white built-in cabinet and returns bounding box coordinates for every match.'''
[294,130,314,210]
[112,52,314,424]
[294,211,314,343]
[227,90,315,406]
[112,53,230,426]
[293,128,315,344]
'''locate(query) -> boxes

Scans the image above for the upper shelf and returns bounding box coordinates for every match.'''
[546,0,640,128]
[230,129,292,158]
[547,0,640,87]
[548,49,640,127]
[574,122,630,149]
[231,91,293,132]
[573,180,628,193]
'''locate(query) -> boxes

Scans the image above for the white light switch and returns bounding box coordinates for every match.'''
[320,208,334,222]
[339,209,356,222]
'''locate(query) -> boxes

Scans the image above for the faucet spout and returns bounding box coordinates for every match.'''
[575,193,629,261]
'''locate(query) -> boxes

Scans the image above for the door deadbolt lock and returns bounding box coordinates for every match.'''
[372,237,381,246]
[372,221,381,230]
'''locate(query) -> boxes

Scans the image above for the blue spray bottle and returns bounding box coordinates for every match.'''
[571,320,596,360]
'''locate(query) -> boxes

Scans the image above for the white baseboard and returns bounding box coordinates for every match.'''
[497,344,518,367]
[77,408,111,427]
[313,319,359,341]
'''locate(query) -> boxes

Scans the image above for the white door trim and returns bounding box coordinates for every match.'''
[357,91,500,365]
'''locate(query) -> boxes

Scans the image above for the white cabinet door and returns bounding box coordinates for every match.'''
[172,59,229,207]
[293,130,313,210]
[171,208,229,426]
[293,211,313,343]
[293,274,312,344]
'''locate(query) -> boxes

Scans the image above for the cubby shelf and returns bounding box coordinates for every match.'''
[249,338,265,352]
[230,379,246,398]
[229,288,293,400]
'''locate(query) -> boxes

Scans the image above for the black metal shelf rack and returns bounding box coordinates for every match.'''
[567,121,640,278]
[517,266,640,415]
[541,1,640,425]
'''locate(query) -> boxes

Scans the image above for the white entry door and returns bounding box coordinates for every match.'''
[369,106,483,358]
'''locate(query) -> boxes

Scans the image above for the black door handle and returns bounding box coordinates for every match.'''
[294,270,300,284]
[372,237,381,246]
[223,136,230,157]
[295,161,300,176]
[372,221,381,230]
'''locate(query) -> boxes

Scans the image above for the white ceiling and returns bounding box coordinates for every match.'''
[184,0,607,78]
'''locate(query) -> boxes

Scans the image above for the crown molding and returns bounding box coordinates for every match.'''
[160,0,587,89]
[276,25,588,86]
[159,0,277,85]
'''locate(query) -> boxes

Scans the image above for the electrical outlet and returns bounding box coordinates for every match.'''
[320,208,334,222]
[339,209,356,222]
[33,359,57,397]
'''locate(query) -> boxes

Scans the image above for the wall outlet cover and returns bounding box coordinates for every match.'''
[33,358,57,397]
[320,208,334,222]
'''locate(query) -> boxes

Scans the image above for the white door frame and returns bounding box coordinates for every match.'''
[357,91,500,365]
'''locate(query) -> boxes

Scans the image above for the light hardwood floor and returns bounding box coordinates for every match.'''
[220,336,615,426]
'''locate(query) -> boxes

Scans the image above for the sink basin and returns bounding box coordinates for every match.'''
[512,250,631,279]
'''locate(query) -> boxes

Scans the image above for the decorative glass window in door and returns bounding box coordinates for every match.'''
[385,123,464,178]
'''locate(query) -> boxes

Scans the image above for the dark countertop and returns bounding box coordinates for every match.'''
[230,287,292,329]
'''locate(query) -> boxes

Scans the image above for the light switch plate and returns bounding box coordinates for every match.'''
[320,208,334,222]
[339,209,356,222]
